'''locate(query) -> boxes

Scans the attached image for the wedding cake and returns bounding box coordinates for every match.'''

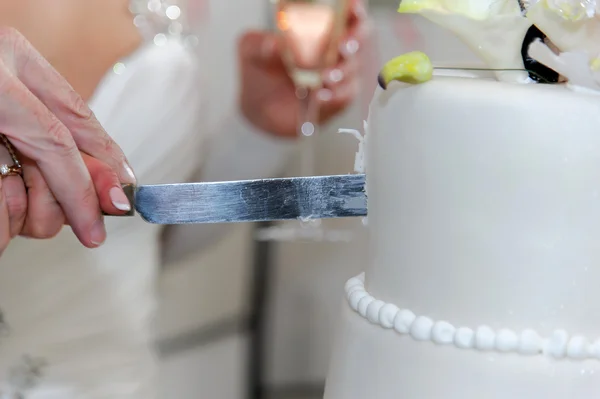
[324,1,600,398]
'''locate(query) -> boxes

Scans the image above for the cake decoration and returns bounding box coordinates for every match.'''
[377,51,433,89]
[541,0,596,21]
[521,25,561,82]
[397,0,532,83]
[345,274,600,361]
[524,0,600,92]
[391,0,600,92]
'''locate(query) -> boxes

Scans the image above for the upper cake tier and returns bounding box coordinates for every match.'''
[365,75,600,338]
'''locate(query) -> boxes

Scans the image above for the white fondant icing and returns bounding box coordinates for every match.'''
[544,330,569,358]
[365,77,600,340]
[345,274,600,361]
[325,75,600,399]
[348,290,367,312]
[357,295,375,319]
[393,309,416,334]
[410,316,434,341]
[591,339,600,357]
[567,336,590,359]
[379,303,399,329]
[338,127,366,174]
[338,120,369,229]
[367,300,385,324]
[475,326,496,351]
[454,327,475,349]
[344,276,363,293]
[496,329,519,352]
[518,329,543,355]
[432,321,456,345]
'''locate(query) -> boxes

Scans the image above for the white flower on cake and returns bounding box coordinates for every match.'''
[544,0,597,21]
[397,0,532,83]
[399,0,522,19]
[525,0,600,92]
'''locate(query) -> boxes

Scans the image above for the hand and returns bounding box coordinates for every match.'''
[0,145,130,246]
[238,0,368,138]
[0,27,135,249]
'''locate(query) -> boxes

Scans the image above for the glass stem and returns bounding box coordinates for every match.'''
[296,86,319,177]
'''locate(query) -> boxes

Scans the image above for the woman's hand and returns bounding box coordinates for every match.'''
[238,0,368,138]
[0,27,135,249]
[0,148,131,243]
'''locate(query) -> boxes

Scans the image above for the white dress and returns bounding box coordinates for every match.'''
[0,24,295,399]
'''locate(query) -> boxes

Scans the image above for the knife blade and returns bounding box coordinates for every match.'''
[111,174,367,224]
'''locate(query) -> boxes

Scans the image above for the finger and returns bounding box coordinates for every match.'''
[0,146,26,237]
[0,27,136,185]
[82,153,131,215]
[347,0,367,28]
[317,79,358,123]
[339,1,368,60]
[0,178,11,256]
[239,30,284,70]
[322,57,359,89]
[0,65,106,248]
[25,152,129,233]
[20,161,65,239]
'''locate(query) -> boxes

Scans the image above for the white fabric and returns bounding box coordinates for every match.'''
[0,35,295,399]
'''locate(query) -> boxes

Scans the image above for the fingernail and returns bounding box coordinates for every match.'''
[317,88,333,102]
[325,68,344,84]
[90,220,106,247]
[340,38,360,58]
[261,37,276,60]
[123,162,137,184]
[110,186,131,211]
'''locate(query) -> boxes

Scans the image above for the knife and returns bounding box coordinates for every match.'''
[109,174,367,224]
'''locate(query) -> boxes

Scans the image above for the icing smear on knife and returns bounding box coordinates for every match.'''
[397,0,532,83]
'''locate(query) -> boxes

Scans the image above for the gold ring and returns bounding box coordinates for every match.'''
[0,164,21,178]
[0,134,22,178]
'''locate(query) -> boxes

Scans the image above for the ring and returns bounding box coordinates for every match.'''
[0,134,22,178]
[0,164,21,177]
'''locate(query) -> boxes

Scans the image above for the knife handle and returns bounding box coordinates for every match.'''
[102,183,136,217]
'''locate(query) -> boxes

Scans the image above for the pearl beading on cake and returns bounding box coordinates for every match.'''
[345,273,600,360]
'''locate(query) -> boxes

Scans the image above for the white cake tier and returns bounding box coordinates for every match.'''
[343,273,600,360]
[324,293,600,399]
[325,76,600,398]
[367,77,600,336]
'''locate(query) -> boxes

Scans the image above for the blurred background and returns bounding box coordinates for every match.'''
[155,0,478,398]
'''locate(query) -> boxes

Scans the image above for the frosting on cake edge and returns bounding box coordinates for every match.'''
[345,274,600,361]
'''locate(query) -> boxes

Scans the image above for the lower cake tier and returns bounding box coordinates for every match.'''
[324,274,600,399]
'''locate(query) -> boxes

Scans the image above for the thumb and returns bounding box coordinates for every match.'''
[238,30,281,66]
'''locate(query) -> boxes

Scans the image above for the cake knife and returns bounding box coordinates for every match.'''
[108,174,367,224]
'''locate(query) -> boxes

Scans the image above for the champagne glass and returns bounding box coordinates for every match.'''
[256,0,356,243]
[275,0,350,177]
